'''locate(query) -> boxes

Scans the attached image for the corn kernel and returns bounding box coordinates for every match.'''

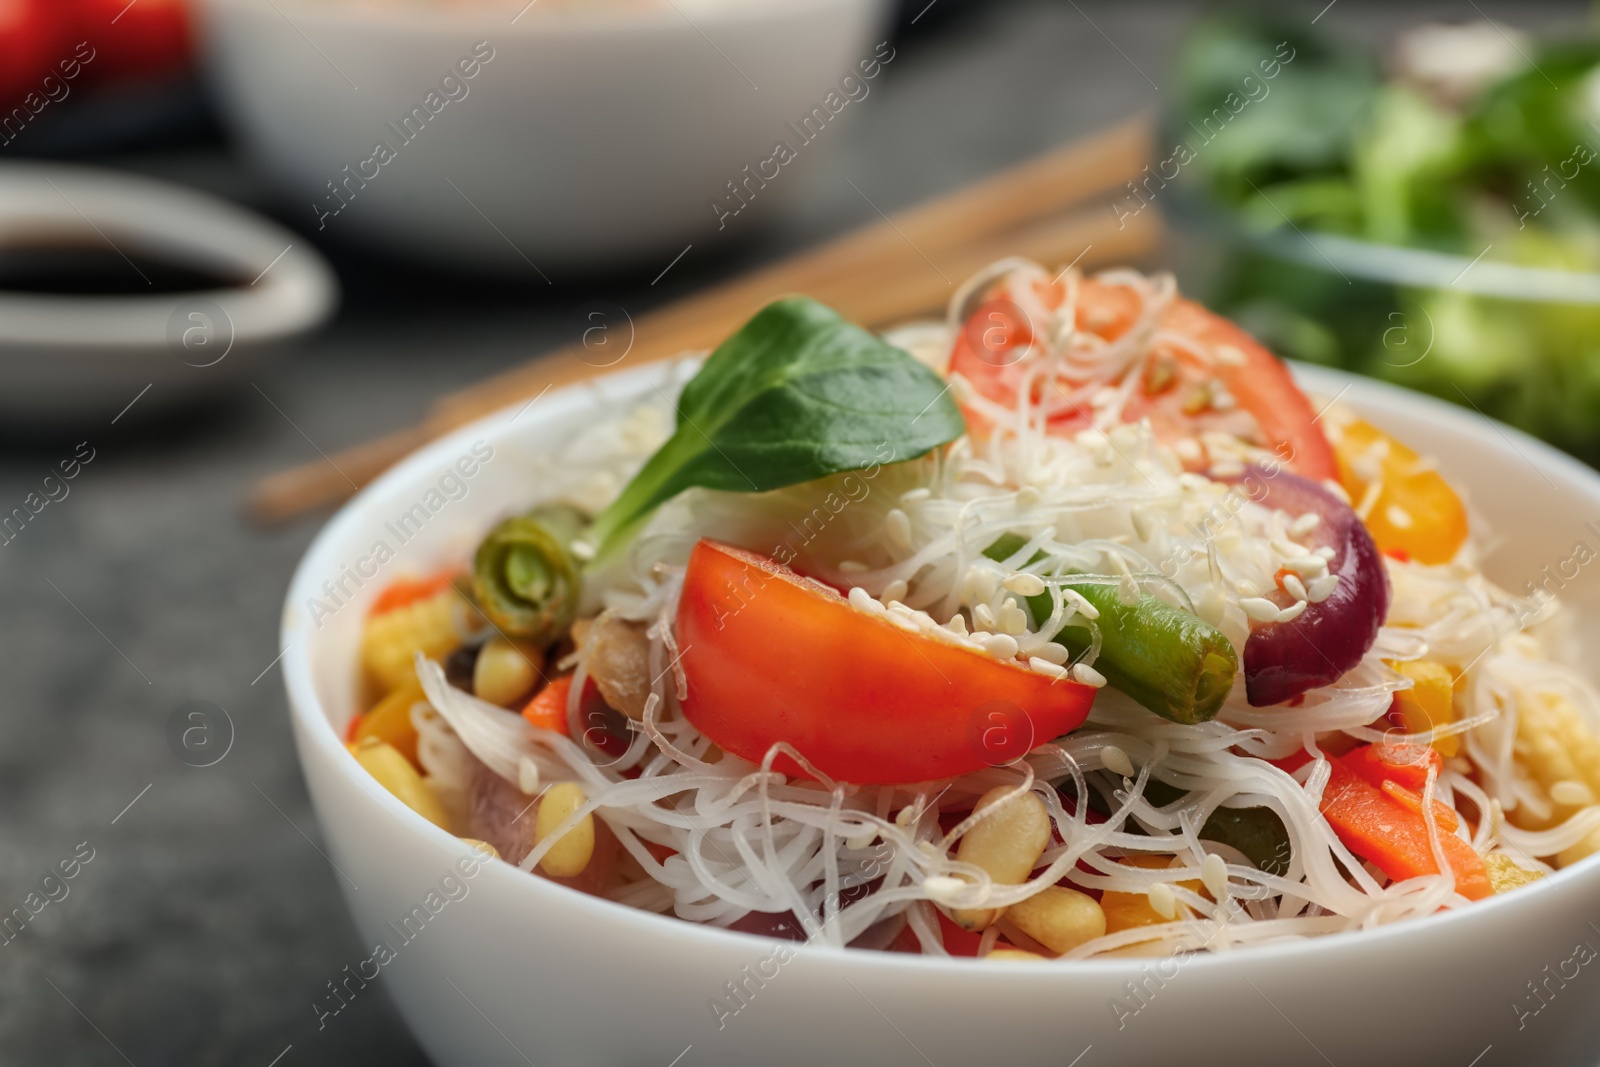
[352,737,451,830]
[362,589,468,692]
[536,782,595,878]
[473,637,543,707]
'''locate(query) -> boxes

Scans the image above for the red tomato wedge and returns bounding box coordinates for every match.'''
[949,274,1337,482]
[674,539,1097,785]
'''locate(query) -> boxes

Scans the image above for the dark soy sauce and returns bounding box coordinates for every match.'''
[0,241,248,295]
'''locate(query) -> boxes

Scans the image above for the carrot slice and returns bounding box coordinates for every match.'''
[1320,756,1489,900]
[370,572,461,617]
[522,675,573,735]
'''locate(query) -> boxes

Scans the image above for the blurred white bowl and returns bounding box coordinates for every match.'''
[199,0,891,273]
[282,359,1600,1066]
[0,162,336,425]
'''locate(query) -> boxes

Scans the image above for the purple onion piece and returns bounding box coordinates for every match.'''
[1227,466,1389,707]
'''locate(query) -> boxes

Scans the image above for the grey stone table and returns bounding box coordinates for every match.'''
[0,1,1576,1063]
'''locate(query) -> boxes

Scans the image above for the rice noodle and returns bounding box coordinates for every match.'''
[397,259,1600,959]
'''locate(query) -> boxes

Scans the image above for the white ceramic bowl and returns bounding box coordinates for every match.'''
[0,162,336,424]
[199,0,890,272]
[282,362,1600,1067]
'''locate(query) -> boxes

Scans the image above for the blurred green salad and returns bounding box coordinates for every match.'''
[1167,9,1600,460]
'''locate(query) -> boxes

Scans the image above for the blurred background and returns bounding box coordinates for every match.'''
[0,0,1590,1063]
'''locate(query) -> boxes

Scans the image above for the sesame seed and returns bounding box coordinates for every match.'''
[882,578,909,602]
[518,757,541,795]
[839,560,868,574]
[1110,424,1141,451]
[1064,590,1101,621]
[1306,575,1339,602]
[1283,556,1329,580]
[1241,597,1281,622]
[1174,438,1204,464]
[947,613,969,635]
[1237,579,1261,598]
[1131,507,1155,542]
[1071,663,1108,688]
[973,603,997,630]
[1315,546,1337,561]
[901,487,931,503]
[1214,344,1248,366]
[1002,573,1047,597]
[1029,657,1068,679]
[998,603,1030,635]
[1385,504,1414,529]
[1276,600,1308,623]
[1101,744,1135,777]
[885,508,912,548]
[1031,642,1069,665]
[1552,780,1594,807]
[1211,388,1237,412]
[1290,513,1322,538]
[1147,882,1178,921]
[1201,853,1229,898]
[1211,459,1246,478]
[923,875,967,902]
[1321,479,1352,506]
[983,633,1020,659]
[1281,573,1308,601]
[848,587,886,616]
[1016,485,1042,508]
[845,829,878,851]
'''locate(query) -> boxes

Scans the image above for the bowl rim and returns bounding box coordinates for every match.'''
[280,357,1600,975]
[0,162,338,348]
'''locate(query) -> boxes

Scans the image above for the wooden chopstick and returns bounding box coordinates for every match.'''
[247,115,1155,523]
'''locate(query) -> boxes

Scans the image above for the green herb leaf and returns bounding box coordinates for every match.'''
[586,297,965,559]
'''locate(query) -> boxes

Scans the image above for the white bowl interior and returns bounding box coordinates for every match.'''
[282,362,1600,1067]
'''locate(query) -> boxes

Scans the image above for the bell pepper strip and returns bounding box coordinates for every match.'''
[1318,754,1490,900]
[1332,418,1468,565]
[369,571,461,617]
[1220,467,1390,706]
[352,679,425,767]
[985,534,1238,725]
[522,675,575,735]
[1388,659,1460,757]
[675,539,1097,785]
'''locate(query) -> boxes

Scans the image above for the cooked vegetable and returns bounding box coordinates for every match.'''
[351,679,424,767]
[1142,778,1291,877]
[1099,855,1203,933]
[1508,689,1600,832]
[949,274,1336,480]
[584,612,652,721]
[1388,659,1459,756]
[1223,466,1388,706]
[948,786,1052,931]
[472,503,587,644]
[1319,751,1490,900]
[675,539,1097,784]
[1004,886,1106,954]
[584,297,965,559]
[1484,853,1544,893]
[522,675,574,735]
[350,737,451,830]
[1332,419,1468,565]
[361,584,470,692]
[986,533,1237,725]
[535,782,595,878]
[472,637,543,707]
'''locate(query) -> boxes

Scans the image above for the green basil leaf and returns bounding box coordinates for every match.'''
[586,296,965,559]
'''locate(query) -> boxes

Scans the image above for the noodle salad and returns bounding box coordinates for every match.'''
[342,258,1600,960]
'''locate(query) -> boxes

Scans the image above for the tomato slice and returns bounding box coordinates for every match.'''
[949,275,1336,481]
[674,539,1096,785]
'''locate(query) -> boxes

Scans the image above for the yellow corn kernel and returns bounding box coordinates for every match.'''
[1558,825,1600,869]
[950,786,1051,932]
[473,638,543,707]
[1100,855,1204,934]
[1389,659,1458,757]
[459,837,501,862]
[352,737,451,830]
[535,782,595,878]
[986,948,1047,962]
[362,589,467,692]
[1509,690,1600,832]
[1006,886,1106,955]
[1485,852,1545,891]
[353,680,424,766]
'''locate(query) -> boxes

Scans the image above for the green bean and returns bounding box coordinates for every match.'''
[472,504,587,644]
[984,534,1237,724]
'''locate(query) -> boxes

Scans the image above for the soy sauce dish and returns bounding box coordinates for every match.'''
[282,262,1600,1067]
